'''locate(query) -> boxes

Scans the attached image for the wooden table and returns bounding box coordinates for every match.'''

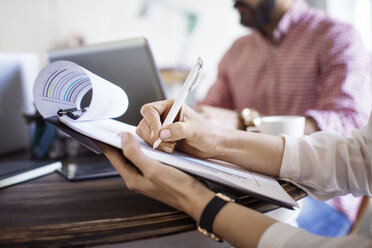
[0,156,305,248]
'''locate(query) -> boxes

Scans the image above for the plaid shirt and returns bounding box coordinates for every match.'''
[201,0,372,137]
[201,0,372,222]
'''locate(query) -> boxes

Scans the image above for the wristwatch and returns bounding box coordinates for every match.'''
[239,108,261,128]
[197,193,235,242]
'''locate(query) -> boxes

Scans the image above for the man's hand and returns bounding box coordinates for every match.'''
[194,105,244,130]
[305,117,320,135]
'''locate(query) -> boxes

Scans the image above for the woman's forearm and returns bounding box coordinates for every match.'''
[181,181,277,248]
[213,129,285,177]
[213,203,276,248]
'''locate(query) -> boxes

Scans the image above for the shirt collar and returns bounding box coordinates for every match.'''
[272,0,309,44]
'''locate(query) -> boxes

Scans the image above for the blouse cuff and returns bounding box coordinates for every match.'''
[360,112,372,141]
[279,135,300,179]
[258,222,301,248]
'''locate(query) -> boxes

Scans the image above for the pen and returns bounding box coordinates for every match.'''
[153,57,203,149]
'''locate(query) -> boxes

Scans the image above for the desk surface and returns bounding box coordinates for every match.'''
[0,156,305,248]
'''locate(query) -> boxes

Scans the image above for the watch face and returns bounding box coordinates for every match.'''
[240,108,261,127]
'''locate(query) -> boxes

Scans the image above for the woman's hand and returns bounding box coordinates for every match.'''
[136,99,225,159]
[101,132,277,248]
[136,99,284,177]
[101,132,215,221]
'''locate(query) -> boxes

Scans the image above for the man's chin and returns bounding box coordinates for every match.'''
[240,18,255,28]
[237,9,256,27]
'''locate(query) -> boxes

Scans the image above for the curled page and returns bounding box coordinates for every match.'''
[33,60,128,121]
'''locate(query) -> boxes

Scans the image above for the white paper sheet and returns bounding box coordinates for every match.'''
[33,60,128,120]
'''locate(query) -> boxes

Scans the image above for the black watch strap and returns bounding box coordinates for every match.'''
[199,193,232,233]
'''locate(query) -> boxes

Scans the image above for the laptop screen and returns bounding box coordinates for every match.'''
[47,38,167,126]
[0,54,40,155]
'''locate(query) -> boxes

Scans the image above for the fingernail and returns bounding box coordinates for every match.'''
[160,129,171,140]
[163,146,173,153]
[150,130,155,140]
[121,132,129,144]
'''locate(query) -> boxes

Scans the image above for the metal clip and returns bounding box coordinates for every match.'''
[57,108,86,120]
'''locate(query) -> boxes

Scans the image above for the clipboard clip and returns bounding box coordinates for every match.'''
[57,108,86,120]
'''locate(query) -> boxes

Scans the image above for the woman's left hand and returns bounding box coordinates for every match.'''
[100,132,215,221]
[101,132,278,248]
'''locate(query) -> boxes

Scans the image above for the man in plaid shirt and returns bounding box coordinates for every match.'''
[199,0,372,236]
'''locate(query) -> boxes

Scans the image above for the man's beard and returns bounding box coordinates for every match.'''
[234,0,276,30]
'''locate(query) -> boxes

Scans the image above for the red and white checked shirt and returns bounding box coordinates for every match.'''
[202,0,372,137]
[201,0,372,222]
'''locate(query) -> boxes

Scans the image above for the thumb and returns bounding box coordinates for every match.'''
[120,132,154,171]
[159,122,197,142]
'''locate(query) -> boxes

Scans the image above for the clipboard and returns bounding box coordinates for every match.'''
[34,61,298,209]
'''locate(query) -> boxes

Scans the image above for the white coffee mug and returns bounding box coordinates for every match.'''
[248,115,305,137]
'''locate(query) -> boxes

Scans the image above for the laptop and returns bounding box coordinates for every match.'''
[47,37,167,126]
[0,54,40,156]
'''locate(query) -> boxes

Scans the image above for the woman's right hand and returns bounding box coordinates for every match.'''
[136,99,224,159]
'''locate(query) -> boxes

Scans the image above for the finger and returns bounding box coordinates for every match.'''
[120,132,162,175]
[159,121,197,142]
[140,99,175,138]
[103,143,142,182]
[136,119,152,143]
[104,141,158,194]
[157,141,176,153]
[94,140,113,154]
[151,99,175,120]
[136,124,175,152]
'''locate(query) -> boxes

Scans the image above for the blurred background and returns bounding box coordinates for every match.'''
[1,0,371,102]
